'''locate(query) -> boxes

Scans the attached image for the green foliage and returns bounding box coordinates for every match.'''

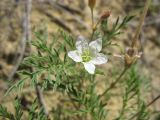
[28,99,47,120]
[70,76,107,120]
[115,65,150,120]
[0,98,47,120]
[0,104,14,120]
[0,98,23,120]
[101,15,134,47]
[2,10,151,120]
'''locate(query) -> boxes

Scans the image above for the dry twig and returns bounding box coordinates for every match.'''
[129,94,160,120]
[8,0,32,81]
[36,85,49,118]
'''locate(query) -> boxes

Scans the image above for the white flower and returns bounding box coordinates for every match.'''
[68,35,108,74]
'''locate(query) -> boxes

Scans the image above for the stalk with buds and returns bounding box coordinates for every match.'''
[125,0,151,67]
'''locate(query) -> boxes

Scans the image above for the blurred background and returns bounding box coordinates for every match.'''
[0,0,160,119]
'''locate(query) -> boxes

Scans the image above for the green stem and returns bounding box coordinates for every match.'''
[90,19,101,41]
[91,8,94,29]
[90,8,95,41]
[99,67,128,98]
[118,97,127,120]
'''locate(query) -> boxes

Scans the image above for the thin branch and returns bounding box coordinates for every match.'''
[91,8,94,30]
[99,67,128,98]
[8,0,32,81]
[56,2,82,15]
[35,85,49,118]
[26,0,32,42]
[90,17,101,41]
[131,0,151,48]
[128,94,160,120]
[147,94,160,107]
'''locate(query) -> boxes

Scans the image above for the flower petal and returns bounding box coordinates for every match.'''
[89,38,102,52]
[68,50,82,62]
[76,35,88,53]
[91,53,108,65]
[83,62,95,74]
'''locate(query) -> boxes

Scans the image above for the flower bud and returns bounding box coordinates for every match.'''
[124,47,142,67]
[100,10,111,20]
[124,54,134,66]
[88,0,96,10]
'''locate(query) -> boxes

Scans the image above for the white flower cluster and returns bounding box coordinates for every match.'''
[68,36,108,74]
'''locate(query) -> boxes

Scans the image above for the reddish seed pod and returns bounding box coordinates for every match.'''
[100,10,111,20]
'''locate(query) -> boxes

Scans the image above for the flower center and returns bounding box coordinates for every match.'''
[81,50,92,62]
